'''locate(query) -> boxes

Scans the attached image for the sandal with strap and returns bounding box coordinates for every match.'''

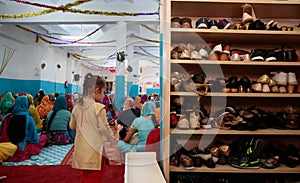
[261,156,280,169]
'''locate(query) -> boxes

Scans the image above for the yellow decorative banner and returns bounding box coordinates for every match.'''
[0,0,91,19]
[0,0,158,18]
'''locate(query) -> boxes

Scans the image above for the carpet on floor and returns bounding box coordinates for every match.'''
[0,145,125,183]
[0,164,125,183]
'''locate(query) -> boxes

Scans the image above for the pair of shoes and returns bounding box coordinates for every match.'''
[225,76,251,93]
[218,19,231,29]
[230,49,250,61]
[248,19,266,30]
[252,74,277,93]
[196,18,219,29]
[274,45,298,61]
[188,146,216,168]
[250,49,277,61]
[272,72,298,86]
[266,20,279,31]
[231,138,264,169]
[208,44,231,61]
[171,17,192,28]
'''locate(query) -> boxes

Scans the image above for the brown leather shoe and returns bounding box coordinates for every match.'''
[180,154,194,169]
[220,53,229,61]
[208,52,219,60]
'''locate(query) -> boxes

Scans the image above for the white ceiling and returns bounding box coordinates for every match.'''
[0,0,160,59]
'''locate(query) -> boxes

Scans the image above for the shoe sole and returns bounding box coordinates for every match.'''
[231,163,260,169]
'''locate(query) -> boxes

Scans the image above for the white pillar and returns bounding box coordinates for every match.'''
[126,45,139,98]
[115,21,126,111]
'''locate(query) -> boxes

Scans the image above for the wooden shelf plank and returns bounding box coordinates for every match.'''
[171,60,300,66]
[171,1,300,19]
[170,92,300,97]
[170,128,300,135]
[171,0,300,4]
[170,164,300,173]
[171,29,300,44]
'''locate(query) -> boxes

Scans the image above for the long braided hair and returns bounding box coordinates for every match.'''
[78,73,106,105]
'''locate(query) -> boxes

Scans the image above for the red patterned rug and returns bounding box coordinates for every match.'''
[0,143,125,183]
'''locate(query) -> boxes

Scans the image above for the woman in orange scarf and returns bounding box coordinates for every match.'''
[36,95,54,120]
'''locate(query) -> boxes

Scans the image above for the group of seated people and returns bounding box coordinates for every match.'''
[0,90,161,164]
[114,95,161,160]
[0,91,75,163]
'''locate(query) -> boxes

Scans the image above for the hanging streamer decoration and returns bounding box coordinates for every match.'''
[16,25,115,45]
[0,0,159,18]
[130,33,159,43]
[0,45,17,75]
[71,53,115,62]
[141,24,160,34]
[0,0,90,19]
[81,62,116,73]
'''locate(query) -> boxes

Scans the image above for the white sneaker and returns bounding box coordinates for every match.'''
[199,48,208,59]
[189,112,200,129]
[177,115,190,129]
[288,72,298,85]
[273,71,287,85]
[210,44,222,54]
[191,51,202,60]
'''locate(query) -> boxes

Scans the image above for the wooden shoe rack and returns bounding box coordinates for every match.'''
[160,0,300,182]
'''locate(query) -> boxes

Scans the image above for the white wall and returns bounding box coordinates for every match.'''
[0,24,85,95]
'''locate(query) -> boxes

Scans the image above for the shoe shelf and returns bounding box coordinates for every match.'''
[162,0,300,182]
[169,164,300,174]
[171,0,300,19]
[170,128,300,135]
[170,92,300,97]
[171,29,300,44]
[172,60,300,66]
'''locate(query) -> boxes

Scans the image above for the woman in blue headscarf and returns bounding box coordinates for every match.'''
[0,96,47,162]
[117,101,157,153]
[45,95,75,145]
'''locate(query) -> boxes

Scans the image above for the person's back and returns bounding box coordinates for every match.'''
[69,73,116,182]
[27,94,43,129]
[0,96,46,162]
[118,97,140,126]
[46,96,73,145]
[117,101,156,153]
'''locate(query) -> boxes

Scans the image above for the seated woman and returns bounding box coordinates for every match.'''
[26,94,43,130]
[36,95,54,122]
[0,96,47,162]
[0,92,14,118]
[117,101,157,153]
[45,95,75,145]
[118,97,141,126]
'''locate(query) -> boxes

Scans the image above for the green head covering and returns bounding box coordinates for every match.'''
[53,95,67,110]
[0,92,13,116]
